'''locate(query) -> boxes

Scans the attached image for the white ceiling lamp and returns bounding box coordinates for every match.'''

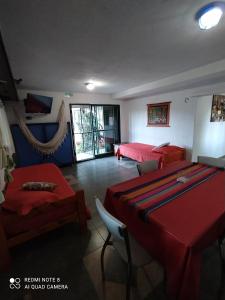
[195,2,225,30]
[85,82,96,91]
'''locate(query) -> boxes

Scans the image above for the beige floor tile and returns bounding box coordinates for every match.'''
[83,246,164,300]
[143,260,164,288]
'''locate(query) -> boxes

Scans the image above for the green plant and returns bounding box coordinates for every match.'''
[75,108,103,155]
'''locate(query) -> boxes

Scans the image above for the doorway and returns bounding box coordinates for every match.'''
[70,104,120,161]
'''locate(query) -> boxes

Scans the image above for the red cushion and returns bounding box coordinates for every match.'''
[3,163,75,215]
[152,145,184,155]
[152,145,186,166]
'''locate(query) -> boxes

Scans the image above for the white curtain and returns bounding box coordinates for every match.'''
[0,100,15,203]
[0,100,15,155]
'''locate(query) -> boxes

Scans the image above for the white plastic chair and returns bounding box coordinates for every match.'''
[137,160,158,176]
[95,198,157,300]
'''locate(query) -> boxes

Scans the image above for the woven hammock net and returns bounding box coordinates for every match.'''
[14,101,68,155]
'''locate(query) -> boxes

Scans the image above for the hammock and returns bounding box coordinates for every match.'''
[14,101,68,155]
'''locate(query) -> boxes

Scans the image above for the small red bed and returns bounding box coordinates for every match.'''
[116,143,185,168]
[0,163,90,270]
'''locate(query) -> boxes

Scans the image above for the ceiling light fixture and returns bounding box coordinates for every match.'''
[195,2,225,30]
[85,82,96,91]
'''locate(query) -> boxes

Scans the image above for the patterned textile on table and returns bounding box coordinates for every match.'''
[117,163,220,222]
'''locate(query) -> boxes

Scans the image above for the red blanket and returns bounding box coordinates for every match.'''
[3,163,75,215]
[2,163,90,237]
[116,143,185,167]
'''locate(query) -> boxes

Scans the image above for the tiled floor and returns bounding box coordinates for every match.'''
[0,157,224,300]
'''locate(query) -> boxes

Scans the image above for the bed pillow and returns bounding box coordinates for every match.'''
[22,181,57,191]
[152,142,170,151]
[152,145,183,155]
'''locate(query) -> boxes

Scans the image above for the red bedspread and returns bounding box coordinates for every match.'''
[3,163,76,215]
[116,143,185,167]
[104,161,225,300]
[2,163,90,237]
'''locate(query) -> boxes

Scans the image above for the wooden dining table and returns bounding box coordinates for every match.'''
[104,161,225,300]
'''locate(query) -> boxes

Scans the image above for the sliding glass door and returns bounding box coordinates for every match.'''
[70,104,120,161]
[71,105,94,161]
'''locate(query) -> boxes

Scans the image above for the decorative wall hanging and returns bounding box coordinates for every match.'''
[14,101,68,154]
[147,102,171,127]
[210,95,225,122]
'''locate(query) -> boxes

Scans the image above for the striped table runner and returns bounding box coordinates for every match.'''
[118,163,220,222]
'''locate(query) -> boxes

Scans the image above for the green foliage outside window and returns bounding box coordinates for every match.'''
[75,108,103,155]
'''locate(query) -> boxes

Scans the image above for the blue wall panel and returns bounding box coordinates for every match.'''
[11,125,44,167]
[11,122,74,167]
[44,123,74,166]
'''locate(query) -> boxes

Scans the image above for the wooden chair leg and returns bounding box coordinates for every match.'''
[101,232,111,281]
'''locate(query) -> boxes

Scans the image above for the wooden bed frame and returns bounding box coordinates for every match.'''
[0,190,87,272]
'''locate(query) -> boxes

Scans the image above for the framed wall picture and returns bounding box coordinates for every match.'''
[147,102,171,127]
[210,95,225,122]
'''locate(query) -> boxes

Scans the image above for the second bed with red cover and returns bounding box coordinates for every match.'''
[116,143,185,168]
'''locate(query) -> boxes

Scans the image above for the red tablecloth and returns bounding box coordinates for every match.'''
[104,161,225,300]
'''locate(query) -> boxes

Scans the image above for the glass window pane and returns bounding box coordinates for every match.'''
[73,107,81,134]
[94,130,114,155]
[93,106,104,130]
[103,106,114,130]
[105,130,114,152]
[74,133,94,160]
[73,105,92,134]
[80,106,92,133]
[71,104,120,160]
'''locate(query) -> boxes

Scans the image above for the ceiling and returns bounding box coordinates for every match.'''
[1,0,225,96]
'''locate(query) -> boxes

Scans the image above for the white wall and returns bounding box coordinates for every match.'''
[124,88,225,161]
[5,89,128,142]
[124,90,196,160]
[192,95,225,161]
[5,88,225,161]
